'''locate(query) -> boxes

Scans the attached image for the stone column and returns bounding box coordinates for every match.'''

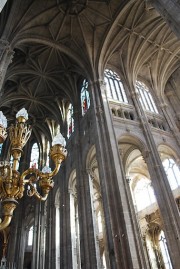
[125,177,151,269]
[0,40,14,92]
[6,204,22,267]
[72,103,99,269]
[7,200,27,269]
[88,80,145,268]
[88,173,104,269]
[44,192,55,269]
[60,169,73,269]
[32,201,46,269]
[130,87,180,269]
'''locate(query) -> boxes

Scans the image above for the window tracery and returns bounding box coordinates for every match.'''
[163,157,180,190]
[135,81,158,113]
[159,231,173,269]
[81,79,90,116]
[104,69,128,103]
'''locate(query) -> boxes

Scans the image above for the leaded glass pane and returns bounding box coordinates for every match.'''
[135,81,158,113]
[159,231,173,269]
[104,69,128,103]
[163,158,180,190]
[81,79,90,116]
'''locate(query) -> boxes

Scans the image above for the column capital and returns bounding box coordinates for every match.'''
[130,90,140,98]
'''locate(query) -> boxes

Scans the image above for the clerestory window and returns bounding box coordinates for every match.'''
[135,81,158,113]
[81,79,90,116]
[163,157,180,190]
[104,69,128,103]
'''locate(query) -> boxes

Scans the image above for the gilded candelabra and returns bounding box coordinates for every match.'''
[0,108,67,231]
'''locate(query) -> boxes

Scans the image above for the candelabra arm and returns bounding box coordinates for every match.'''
[20,168,40,182]
[0,216,12,231]
[0,199,18,231]
[39,161,61,179]
[27,181,51,201]
[33,192,48,201]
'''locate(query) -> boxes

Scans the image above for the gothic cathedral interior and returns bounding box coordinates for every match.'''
[0,0,180,269]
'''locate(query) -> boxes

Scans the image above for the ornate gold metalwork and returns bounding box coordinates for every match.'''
[0,109,67,230]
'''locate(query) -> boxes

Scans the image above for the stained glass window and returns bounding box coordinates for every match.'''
[67,104,74,138]
[30,143,39,169]
[81,79,90,116]
[104,69,128,103]
[135,81,158,113]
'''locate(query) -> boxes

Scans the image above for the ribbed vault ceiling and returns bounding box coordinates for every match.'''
[0,0,180,141]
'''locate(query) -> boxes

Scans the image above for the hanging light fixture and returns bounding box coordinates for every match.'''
[0,108,67,230]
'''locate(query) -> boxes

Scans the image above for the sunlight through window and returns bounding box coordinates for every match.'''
[135,81,158,113]
[163,158,180,190]
[134,178,156,211]
[104,69,128,103]
[28,226,34,246]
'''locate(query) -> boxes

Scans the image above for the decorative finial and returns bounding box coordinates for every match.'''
[16,108,28,121]
[52,133,66,147]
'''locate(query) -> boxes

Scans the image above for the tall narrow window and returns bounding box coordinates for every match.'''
[104,69,128,103]
[67,104,74,138]
[69,172,81,269]
[135,81,158,113]
[163,158,180,190]
[46,141,50,167]
[30,143,39,169]
[81,79,90,116]
[55,190,60,269]
[28,226,34,246]
[159,231,172,269]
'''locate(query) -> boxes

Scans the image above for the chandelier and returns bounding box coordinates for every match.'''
[0,108,67,231]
